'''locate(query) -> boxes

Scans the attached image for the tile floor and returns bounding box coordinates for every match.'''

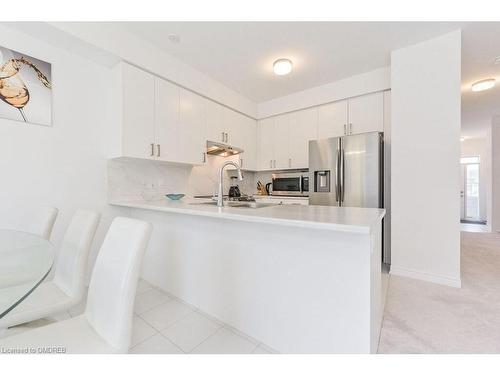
[130,280,276,354]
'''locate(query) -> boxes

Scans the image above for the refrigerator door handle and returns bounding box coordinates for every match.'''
[339,145,345,204]
[335,149,340,202]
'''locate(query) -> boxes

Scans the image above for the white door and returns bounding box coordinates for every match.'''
[289,107,318,169]
[460,157,481,221]
[179,89,207,165]
[348,92,384,135]
[274,114,290,169]
[154,78,180,162]
[231,113,257,171]
[317,100,348,139]
[257,118,276,170]
[206,100,227,143]
[121,63,155,159]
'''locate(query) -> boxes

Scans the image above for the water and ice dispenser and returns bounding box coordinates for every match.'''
[314,170,331,193]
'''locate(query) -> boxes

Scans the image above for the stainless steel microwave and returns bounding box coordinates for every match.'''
[271,172,309,196]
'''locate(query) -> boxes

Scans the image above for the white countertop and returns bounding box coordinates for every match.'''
[110,199,385,234]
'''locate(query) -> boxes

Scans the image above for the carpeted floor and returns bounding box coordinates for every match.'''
[378,231,500,353]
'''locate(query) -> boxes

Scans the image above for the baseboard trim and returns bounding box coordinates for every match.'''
[389,266,462,288]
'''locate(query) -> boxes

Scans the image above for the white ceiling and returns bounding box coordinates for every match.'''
[116,22,500,137]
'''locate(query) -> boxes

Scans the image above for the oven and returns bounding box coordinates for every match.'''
[271,172,309,197]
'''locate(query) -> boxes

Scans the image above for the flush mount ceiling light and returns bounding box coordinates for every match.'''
[273,59,293,76]
[168,34,180,44]
[471,78,496,92]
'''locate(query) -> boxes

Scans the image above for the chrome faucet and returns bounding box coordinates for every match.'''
[217,161,243,207]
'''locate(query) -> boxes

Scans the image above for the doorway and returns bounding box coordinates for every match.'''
[460,156,482,223]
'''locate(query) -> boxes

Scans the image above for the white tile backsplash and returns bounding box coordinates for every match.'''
[108,155,256,202]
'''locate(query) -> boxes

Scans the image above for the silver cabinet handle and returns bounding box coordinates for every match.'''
[349,123,353,135]
[270,160,272,169]
[221,132,225,142]
[273,160,276,168]
[289,158,291,168]
[157,144,161,157]
[240,158,243,168]
[344,124,347,135]
[150,143,154,157]
[225,132,229,143]
[202,152,206,163]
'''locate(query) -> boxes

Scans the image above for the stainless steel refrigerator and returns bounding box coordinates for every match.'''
[308,131,389,263]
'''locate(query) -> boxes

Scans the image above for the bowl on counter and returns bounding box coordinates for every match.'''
[165,193,185,201]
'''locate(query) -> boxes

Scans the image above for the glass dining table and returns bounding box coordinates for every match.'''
[0,229,54,319]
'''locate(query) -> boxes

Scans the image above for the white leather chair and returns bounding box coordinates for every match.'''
[0,210,101,330]
[26,206,59,240]
[0,217,152,354]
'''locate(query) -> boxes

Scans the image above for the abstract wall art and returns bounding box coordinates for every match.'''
[0,46,52,126]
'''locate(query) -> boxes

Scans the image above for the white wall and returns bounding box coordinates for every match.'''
[460,137,489,222]
[257,67,390,118]
[0,24,128,276]
[390,31,462,287]
[491,116,500,233]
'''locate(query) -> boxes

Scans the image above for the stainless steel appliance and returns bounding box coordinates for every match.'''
[309,132,388,262]
[271,172,309,197]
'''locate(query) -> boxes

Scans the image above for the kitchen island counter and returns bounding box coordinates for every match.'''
[110,199,385,234]
[111,199,385,354]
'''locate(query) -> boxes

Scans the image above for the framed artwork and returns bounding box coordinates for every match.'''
[0,46,52,126]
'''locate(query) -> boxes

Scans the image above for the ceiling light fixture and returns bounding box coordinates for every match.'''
[273,59,293,76]
[471,78,496,92]
[168,34,180,44]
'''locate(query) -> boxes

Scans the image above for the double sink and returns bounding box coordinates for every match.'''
[191,196,278,209]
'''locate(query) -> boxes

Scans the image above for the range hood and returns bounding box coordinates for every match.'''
[206,141,243,157]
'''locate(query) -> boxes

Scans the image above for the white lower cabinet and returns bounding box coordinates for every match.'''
[254,196,309,206]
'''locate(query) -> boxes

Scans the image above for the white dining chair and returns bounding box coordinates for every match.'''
[0,217,152,354]
[26,206,59,240]
[0,210,101,330]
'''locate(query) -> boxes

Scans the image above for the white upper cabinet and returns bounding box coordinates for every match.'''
[229,111,258,171]
[121,63,155,159]
[116,62,207,165]
[289,107,318,169]
[317,100,348,139]
[178,89,207,165]
[154,78,180,162]
[274,114,290,170]
[205,100,228,143]
[257,117,276,170]
[347,92,384,134]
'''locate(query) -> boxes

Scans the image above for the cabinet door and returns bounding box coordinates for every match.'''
[317,100,348,139]
[121,63,155,159]
[230,112,257,171]
[289,107,318,169]
[206,100,227,143]
[274,114,290,169]
[154,78,180,162]
[257,118,276,170]
[179,89,207,164]
[348,92,384,134]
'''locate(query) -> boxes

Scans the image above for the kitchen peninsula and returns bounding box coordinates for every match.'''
[111,199,385,353]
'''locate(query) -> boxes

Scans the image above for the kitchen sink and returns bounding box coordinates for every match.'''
[190,200,277,209]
